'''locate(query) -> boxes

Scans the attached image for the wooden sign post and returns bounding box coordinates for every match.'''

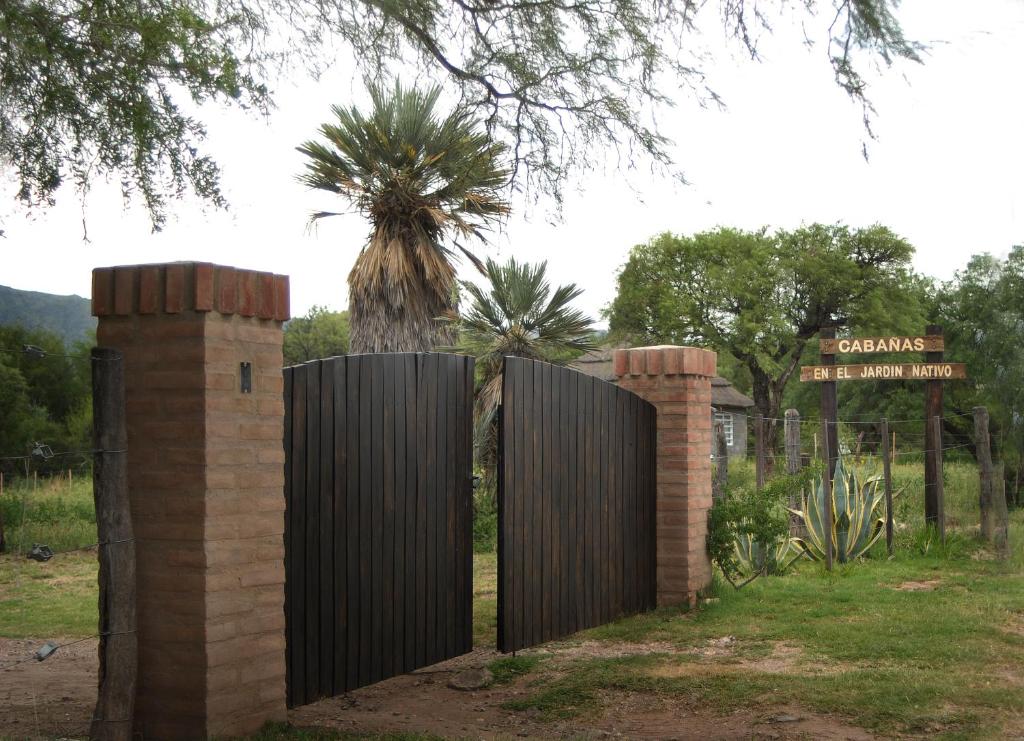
[820,328,839,484]
[801,328,964,549]
[924,325,944,527]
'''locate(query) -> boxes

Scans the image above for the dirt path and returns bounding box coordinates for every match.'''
[0,638,873,740]
[0,637,98,740]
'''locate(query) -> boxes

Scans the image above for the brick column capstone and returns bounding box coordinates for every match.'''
[613,345,716,607]
[93,262,290,739]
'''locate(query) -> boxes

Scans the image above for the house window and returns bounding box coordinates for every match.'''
[713,412,734,447]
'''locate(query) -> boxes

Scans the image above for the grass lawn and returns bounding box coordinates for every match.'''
[3,462,1024,739]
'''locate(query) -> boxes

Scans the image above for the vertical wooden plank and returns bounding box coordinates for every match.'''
[567,370,579,635]
[609,387,622,618]
[974,406,995,542]
[531,359,544,647]
[304,361,321,703]
[587,375,599,628]
[370,355,385,683]
[380,355,396,678]
[924,324,944,525]
[445,354,459,658]
[393,355,408,676]
[880,417,894,557]
[931,415,946,543]
[319,360,335,695]
[415,354,429,667]
[539,361,552,643]
[558,367,570,639]
[497,359,511,652]
[600,383,611,625]
[461,356,475,653]
[283,367,295,706]
[423,353,439,665]
[516,359,529,652]
[345,357,361,691]
[357,356,373,686]
[403,354,419,670]
[516,362,532,650]
[331,359,348,693]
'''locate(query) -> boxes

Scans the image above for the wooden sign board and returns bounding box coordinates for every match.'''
[819,335,944,355]
[800,362,967,383]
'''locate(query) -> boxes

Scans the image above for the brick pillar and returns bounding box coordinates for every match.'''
[613,345,716,607]
[92,263,290,739]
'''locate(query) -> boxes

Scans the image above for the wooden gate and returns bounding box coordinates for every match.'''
[497,357,657,653]
[284,352,474,707]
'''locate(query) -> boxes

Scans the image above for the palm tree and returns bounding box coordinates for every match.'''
[297,82,510,353]
[450,256,596,484]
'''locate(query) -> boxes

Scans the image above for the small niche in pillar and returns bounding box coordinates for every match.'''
[240,361,253,393]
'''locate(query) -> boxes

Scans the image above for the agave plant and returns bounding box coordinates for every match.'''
[734,533,800,577]
[790,455,894,563]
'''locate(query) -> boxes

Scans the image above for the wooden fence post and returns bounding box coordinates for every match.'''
[821,421,833,571]
[91,348,137,741]
[713,418,728,502]
[994,462,1010,559]
[974,406,994,542]
[819,328,839,482]
[755,413,766,490]
[930,415,945,544]
[880,418,894,556]
[924,324,944,524]
[784,409,801,534]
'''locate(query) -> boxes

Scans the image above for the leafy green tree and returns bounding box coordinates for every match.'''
[298,82,510,353]
[937,247,1024,504]
[283,306,351,365]
[2,0,919,226]
[608,224,918,447]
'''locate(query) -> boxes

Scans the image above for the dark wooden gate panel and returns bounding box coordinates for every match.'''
[497,357,656,653]
[284,352,474,707]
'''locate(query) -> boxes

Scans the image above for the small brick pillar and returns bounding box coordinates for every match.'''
[613,345,716,607]
[92,263,290,739]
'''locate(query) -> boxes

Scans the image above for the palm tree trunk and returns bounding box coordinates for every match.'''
[349,281,457,353]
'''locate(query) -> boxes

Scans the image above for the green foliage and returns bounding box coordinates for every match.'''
[2,0,920,225]
[707,467,815,587]
[0,325,92,469]
[298,81,509,353]
[791,455,896,563]
[0,0,270,229]
[608,225,920,447]
[472,483,498,553]
[936,246,1024,505]
[283,306,350,365]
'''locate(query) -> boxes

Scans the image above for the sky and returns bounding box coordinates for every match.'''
[1,0,1022,325]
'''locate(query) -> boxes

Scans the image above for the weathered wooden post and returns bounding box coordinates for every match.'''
[974,406,995,542]
[820,422,834,570]
[784,409,801,534]
[755,413,766,490]
[880,418,894,556]
[713,418,728,502]
[930,415,946,543]
[819,328,839,482]
[994,462,1010,559]
[924,325,944,525]
[91,348,137,741]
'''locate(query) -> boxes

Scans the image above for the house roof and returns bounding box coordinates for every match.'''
[568,350,755,409]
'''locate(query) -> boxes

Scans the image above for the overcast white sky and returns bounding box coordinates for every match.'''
[1,0,1022,324]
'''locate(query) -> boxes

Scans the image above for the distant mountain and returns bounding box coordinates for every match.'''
[0,285,95,345]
